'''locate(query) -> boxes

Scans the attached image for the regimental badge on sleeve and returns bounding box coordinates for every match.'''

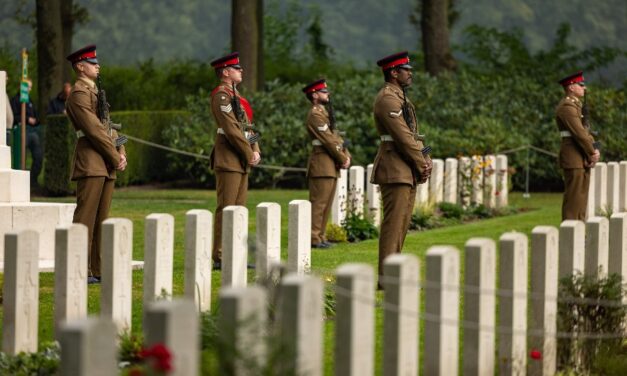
[220,104,232,113]
[317,124,329,132]
[389,110,402,118]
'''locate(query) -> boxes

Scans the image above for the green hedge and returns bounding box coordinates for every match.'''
[44,111,188,194]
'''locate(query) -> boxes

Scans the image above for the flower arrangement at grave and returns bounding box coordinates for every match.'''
[126,343,173,375]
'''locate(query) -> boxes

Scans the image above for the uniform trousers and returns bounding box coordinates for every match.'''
[378,183,417,281]
[213,170,248,262]
[562,168,590,221]
[73,176,115,278]
[309,176,337,244]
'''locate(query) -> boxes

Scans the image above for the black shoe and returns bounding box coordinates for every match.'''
[321,241,334,248]
[87,276,101,284]
[213,261,222,270]
[312,242,330,249]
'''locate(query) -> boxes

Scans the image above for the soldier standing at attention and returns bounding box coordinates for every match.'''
[303,79,351,249]
[371,51,432,287]
[556,71,600,220]
[209,52,261,269]
[65,45,127,284]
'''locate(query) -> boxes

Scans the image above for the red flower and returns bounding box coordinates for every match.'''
[140,343,173,373]
[530,349,542,360]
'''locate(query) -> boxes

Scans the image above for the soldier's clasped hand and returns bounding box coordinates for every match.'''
[116,154,127,171]
[249,151,261,166]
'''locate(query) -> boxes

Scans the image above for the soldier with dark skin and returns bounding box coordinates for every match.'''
[303,79,351,248]
[556,71,600,220]
[209,52,261,269]
[65,45,127,284]
[371,51,432,287]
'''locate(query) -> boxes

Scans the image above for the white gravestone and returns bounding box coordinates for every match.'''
[220,286,268,375]
[382,254,420,376]
[463,238,496,376]
[331,169,348,225]
[366,164,381,226]
[415,177,430,206]
[607,162,620,214]
[484,155,497,208]
[496,154,509,208]
[444,158,458,204]
[256,202,281,280]
[529,226,559,376]
[143,213,174,305]
[144,299,199,376]
[59,318,117,376]
[458,157,472,207]
[184,209,212,312]
[558,220,585,279]
[288,200,311,274]
[2,230,39,354]
[471,155,484,205]
[609,213,627,291]
[54,224,88,337]
[348,166,365,216]
[425,246,460,376]
[222,206,249,287]
[584,216,609,278]
[430,159,444,203]
[594,162,607,215]
[335,264,375,376]
[100,218,133,334]
[278,274,324,376]
[619,161,627,212]
[498,232,528,376]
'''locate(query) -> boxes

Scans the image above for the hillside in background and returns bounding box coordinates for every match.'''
[0,0,625,74]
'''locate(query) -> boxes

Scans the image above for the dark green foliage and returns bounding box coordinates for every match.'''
[43,111,189,193]
[44,114,76,196]
[118,332,144,365]
[0,341,59,375]
[341,212,379,242]
[438,202,464,219]
[557,272,627,374]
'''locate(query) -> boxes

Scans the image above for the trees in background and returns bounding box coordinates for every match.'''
[413,0,458,76]
[231,0,264,91]
[35,0,64,124]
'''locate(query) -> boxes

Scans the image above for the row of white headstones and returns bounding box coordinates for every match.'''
[340,158,627,227]
[4,198,627,375]
[335,155,510,227]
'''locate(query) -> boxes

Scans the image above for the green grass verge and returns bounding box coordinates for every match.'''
[1,189,563,374]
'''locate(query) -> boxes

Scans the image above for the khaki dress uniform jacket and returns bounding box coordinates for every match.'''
[556,95,596,220]
[210,83,261,262]
[306,104,350,244]
[372,82,428,282]
[66,77,125,277]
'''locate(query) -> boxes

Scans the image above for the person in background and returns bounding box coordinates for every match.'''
[556,71,600,220]
[10,78,43,189]
[48,82,72,115]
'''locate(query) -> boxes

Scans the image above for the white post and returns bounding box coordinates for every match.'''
[607,162,620,214]
[594,162,607,215]
[471,155,484,205]
[222,206,249,287]
[430,159,444,203]
[143,213,174,305]
[558,220,585,279]
[59,318,117,376]
[484,155,497,208]
[444,158,458,204]
[288,200,311,274]
[458,157,471,207]
[331,169,348,225]
[366,164,381,226]
[584,216,609,278]
[184,209,212,312]
[619,161,627,212]
[496,154,509,208]
[348,166,365,217]
[256,202,281,280]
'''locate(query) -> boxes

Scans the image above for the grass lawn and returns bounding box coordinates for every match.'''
[1,188,563,374]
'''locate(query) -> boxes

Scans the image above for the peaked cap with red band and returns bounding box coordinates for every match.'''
[558,71,585,87]
[302,79,328,94]
[66,44,98,65]
[211,52,241,70]
[377,51,412,71]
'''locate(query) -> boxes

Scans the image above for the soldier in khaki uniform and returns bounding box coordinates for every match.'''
[209,52,261,269]
[303,79,351,248]
[556,71,600,220]
[65,45,127,283]
[372,51,432,285]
